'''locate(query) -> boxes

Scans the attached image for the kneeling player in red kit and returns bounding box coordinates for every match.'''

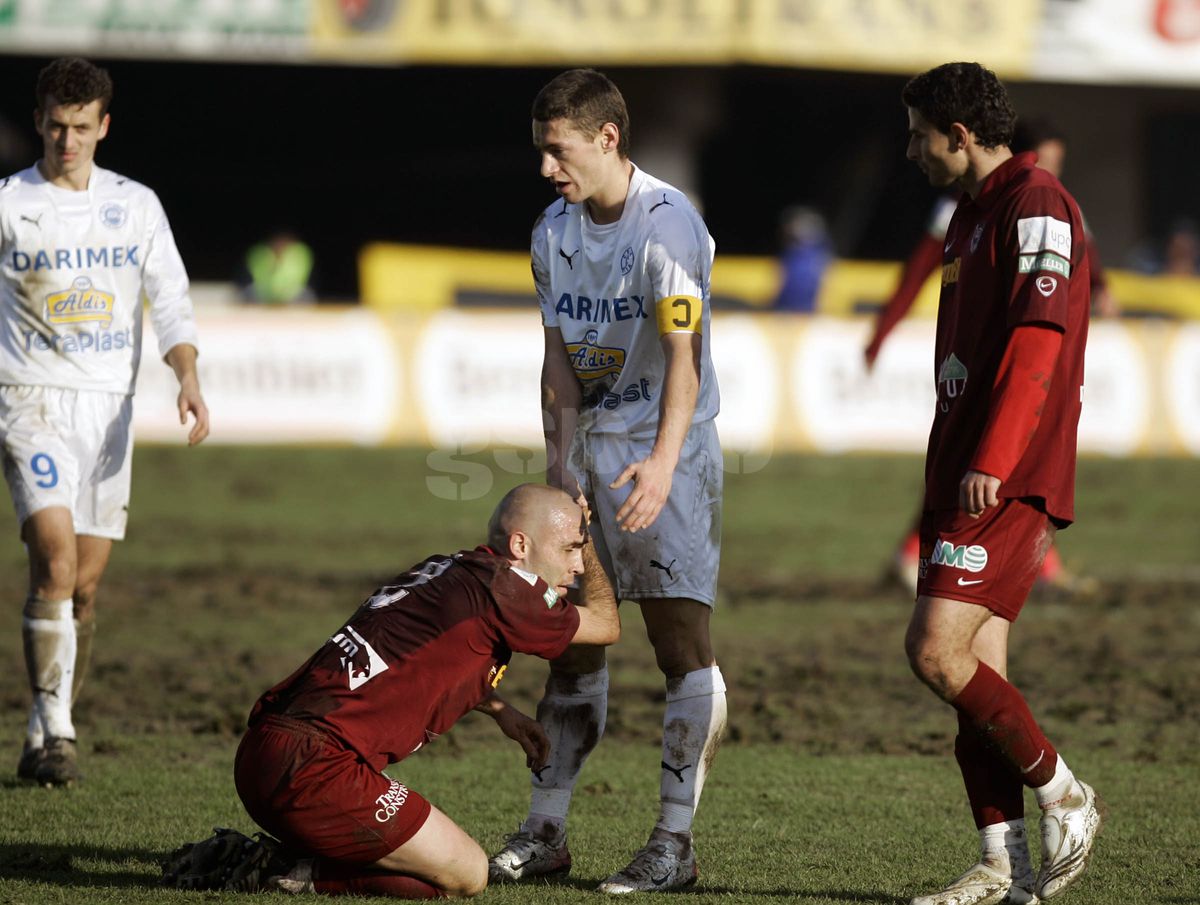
[163,484,619,897]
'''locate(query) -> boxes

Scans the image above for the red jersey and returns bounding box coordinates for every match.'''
[247,548,580,773]
[925,153,1090,523]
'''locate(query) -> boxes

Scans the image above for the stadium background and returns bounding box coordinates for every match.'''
[1,2,1199,903]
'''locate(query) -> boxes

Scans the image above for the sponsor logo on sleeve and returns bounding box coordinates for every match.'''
[1018,252,1071,277]
[1017,215,1072,257]
[542,587,559,608]
[936,353,968,412]
[331,624,389,690]
[1035,275,1059,297]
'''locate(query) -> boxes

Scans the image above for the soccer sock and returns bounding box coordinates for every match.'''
[979,819,1034,884]
[72,615,96,704]
[525,667,608,834]
[954,712,1024,828]
[952,662,1058,788]
[313,860,440,898]
[657,666,728,835]
[25,708,44,750]
[1033,753,1078,811]
[22,596,77,741]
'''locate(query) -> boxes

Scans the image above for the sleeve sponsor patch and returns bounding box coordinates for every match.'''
[656,294,703,335]
[1017,216,1072,258]
[1017,251,1071,277]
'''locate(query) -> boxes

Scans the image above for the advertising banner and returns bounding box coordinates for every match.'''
[312,0,1037,74]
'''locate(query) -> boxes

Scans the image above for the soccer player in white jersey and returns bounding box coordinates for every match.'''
[2,58,209,786]
[488,69,725,894]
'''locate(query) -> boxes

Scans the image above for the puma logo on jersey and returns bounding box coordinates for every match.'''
[661,761,692,783]
[650,193,673,213]
[20,214,42,227]
[650,558,676,580]
[554,199,569,218]
[559,247,580,270]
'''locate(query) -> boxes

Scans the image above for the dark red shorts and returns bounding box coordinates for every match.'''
[234,715,432,865]
[917,499,1056,621]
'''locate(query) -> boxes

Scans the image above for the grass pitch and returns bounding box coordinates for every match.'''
[1,448,1198,904]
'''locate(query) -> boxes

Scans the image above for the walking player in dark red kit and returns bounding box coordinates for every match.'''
[163,484,619,898]
[900,63,1102,905]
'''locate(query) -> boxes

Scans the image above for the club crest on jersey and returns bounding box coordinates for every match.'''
[566,329,626,381]
[937,353,968,412]
[620,245,635,275]
[99,201,126,229]
[331,624,389,691]
[969,223,985,253]
[44,276,115,328]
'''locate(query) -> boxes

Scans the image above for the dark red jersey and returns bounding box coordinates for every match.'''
[247,547,580,773]
[925,153,1090,523]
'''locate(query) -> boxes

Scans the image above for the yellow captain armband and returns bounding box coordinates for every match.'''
[656,295,703,335]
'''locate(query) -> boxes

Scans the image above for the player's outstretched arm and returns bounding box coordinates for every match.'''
[165,343,210,446]
[571,540,620,647]
[475,693,551,770]
[611,331,699,532]
[541,326,582,501]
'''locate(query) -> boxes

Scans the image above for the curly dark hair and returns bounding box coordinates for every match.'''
[532,68,630,159]
[901,62,1015,149]
[36,57,113,116]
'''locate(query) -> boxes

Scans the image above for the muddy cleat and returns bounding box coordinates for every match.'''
[34,737,80,787]
[162,827,257,890]
[488,827,572,882]
[598,831,698,894]
[271,858,316,894]
[909,861,1038,905]
[16,742,45,781]
[1036,781,1103,900]
[225,832,296,892]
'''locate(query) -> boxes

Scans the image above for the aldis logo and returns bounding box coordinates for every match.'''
[45,276,114,328]
[936,353,968,412]
[932,539,989,573]
[566,329,625,382]
[330,624,389,691]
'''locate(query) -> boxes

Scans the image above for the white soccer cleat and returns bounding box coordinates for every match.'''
[1036,780,1103,899]
[597,832,698,894]
[487,828,572,882]
[910,861,1038,905]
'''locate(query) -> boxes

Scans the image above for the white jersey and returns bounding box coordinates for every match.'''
[534,164,719,436]
[0,164,199,395]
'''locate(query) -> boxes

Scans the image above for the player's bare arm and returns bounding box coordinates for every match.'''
[165,343,209,446]
[475,693,551,770]
[611,331,700,532]
[570,539,620,646]
[541,326,582,502]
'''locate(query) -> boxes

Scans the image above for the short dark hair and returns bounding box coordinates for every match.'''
[36,57,114,116]
[532,68,630,158]
[901,62,1015,150]
[1011,116,1065,155]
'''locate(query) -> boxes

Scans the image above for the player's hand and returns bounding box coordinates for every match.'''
[494,705,551,772]
[610,454,673,533]
[959,470,1001,518]
[177,380,210,446]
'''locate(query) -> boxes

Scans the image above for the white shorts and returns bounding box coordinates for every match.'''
[569,420,722,607]
[0,386,134,540]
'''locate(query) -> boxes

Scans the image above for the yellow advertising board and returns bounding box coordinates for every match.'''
[312,0,1039,74]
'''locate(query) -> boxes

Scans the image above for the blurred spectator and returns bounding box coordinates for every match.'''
[1163,219,1200,275]
[772,205,832,313]
[241,232,316,305]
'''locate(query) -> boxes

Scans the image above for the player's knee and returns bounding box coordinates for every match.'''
[33,550,78,599]
[903,626,942,685]
[73,585,98,621]
[551,644,606,675]
[444,850,487,898]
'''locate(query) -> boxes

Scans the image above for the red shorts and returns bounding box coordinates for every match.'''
[917,499,1055,621]
[234,715,432,865]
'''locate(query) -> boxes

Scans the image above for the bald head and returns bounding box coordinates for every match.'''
[488,483,581,553]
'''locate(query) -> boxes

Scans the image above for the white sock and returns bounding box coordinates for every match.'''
[26,708,44,749]
[525,667,608,829]
[980,819,1034,884]
[22,597,77,741]
[1034,754,1076,810]
[657,666,728,835]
